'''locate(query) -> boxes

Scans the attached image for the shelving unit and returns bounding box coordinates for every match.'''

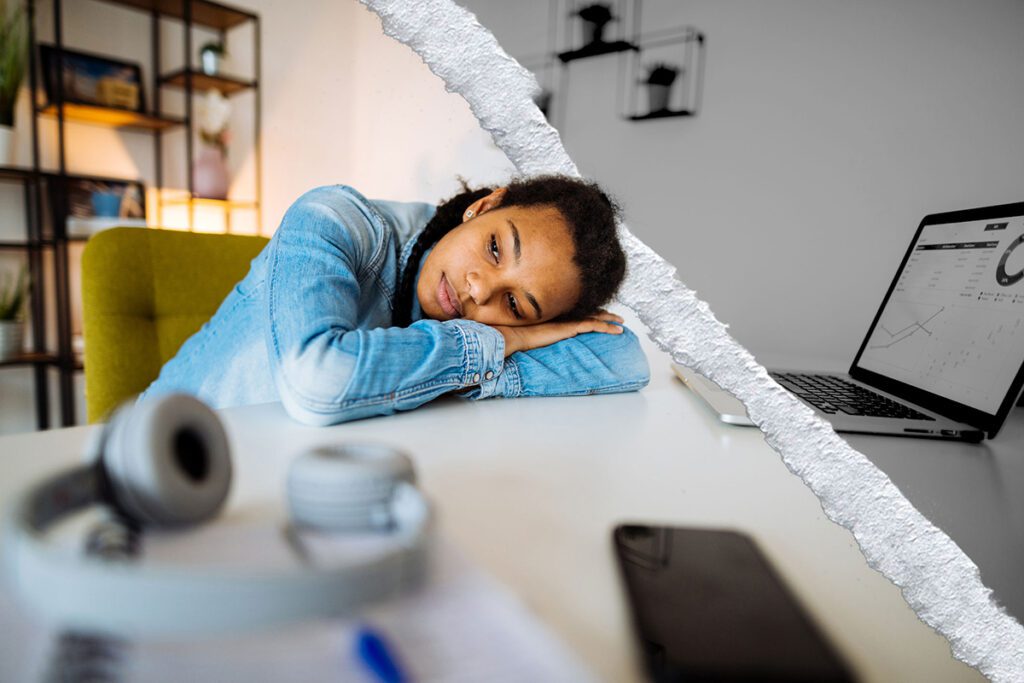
[0,165,51,428]
[2,0,262,428]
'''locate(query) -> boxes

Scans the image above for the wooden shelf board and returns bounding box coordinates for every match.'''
[94,0,254,30]
[160,69,256,95]
[0,352,59,368]
[0,165,35,181]
[39,103,184,131]
[628,109,695,121]
[161,195,259,210]
[558,40,639,63]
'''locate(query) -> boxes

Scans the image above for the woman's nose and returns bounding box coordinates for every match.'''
[466,271,493,305]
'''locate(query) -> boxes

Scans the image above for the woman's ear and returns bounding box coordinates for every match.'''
[463,187,508,222]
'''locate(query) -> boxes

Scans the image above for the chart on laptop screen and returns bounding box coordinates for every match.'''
[859,215,1024,413]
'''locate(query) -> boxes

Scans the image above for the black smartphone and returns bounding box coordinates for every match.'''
[613,524,856,682]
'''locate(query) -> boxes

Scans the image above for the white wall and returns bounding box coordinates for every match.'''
[4,0,1023,432]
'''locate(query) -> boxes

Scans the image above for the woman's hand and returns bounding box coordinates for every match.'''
[495,310,624,357]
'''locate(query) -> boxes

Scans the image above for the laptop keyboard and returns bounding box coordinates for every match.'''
[770,372,935,421]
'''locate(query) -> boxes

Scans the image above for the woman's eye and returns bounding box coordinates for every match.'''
[507,293,522,319]
[489,235,500,262]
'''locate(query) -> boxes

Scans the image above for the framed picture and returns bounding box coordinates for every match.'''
[40,45,145,112]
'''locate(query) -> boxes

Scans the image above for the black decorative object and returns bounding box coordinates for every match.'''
[643,62,679,113]
[576,3,615,45]
[558,0,638,63]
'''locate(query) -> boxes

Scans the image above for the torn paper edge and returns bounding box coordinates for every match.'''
[358,0,1024,679]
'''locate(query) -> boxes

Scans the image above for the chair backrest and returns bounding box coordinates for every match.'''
[82,227,269,423]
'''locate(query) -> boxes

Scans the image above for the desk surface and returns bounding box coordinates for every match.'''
[1,322,1006,682]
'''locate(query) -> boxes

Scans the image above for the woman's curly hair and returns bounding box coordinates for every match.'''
[393,174,626,326]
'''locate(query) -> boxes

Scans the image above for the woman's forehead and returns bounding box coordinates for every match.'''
[496,205,569,242]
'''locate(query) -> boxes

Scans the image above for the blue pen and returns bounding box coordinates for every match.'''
[354,624,411,683]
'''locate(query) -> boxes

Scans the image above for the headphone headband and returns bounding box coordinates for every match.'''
[5,473,432,636]
[3,394,434,637]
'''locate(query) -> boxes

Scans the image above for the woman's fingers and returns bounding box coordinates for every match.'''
[497,313,626,356]
[592,309,624,323]
[575,318,623,335]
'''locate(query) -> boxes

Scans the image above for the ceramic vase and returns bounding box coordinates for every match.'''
[0,320,24,361]
[201,50,220,76]
[192,145,229,200]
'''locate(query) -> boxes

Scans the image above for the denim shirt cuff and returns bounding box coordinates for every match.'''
[450,319,506,399]
[493,356,521,397]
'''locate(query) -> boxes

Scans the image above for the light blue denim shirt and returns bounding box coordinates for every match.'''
[143,185,649,425]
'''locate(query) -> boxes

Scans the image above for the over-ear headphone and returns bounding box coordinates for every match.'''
[4,394,433,637]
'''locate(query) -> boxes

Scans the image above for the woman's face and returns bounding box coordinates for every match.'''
[417,189,582,326]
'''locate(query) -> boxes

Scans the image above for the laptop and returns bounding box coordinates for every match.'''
[673,201,1024,442]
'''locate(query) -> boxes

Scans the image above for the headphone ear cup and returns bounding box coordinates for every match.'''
[101,394,232,528]
[287,444,414,531]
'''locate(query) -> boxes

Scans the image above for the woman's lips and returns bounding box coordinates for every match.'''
[438,274,462,318]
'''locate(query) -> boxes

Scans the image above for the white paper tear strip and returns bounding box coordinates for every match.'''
[359,0,1024,679]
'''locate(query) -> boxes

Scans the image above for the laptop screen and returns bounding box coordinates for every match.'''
[856,213,1024,414]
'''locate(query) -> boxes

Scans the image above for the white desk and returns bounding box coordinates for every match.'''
[0,326,989,682]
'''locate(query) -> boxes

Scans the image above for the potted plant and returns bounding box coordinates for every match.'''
[0,266,27,361]
[575,3,616,46]
[200,41,225,76]
[0,1,27,164]
[643,62,680,113]
[193,88,231,199]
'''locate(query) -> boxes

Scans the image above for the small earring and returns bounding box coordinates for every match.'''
[464,210,474,219]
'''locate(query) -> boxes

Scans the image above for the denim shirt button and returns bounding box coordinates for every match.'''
[484,371,494,381]
[472,373,481,383]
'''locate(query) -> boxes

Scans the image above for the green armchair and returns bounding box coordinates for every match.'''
[81,227,268,422]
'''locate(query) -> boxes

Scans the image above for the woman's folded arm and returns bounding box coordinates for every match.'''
[458,324,650,400]
[265,186,510,425]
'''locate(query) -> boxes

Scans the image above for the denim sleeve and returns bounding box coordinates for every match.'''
[265,186,506,426]
[457,324,650,400]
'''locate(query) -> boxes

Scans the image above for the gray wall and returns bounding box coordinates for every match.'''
[468,0,1024,364]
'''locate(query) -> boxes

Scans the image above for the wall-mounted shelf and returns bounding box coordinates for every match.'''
[628,109,694,121]
[162,195,258,210]
[558,40,638,63]
[95,0,253,30]
[160,69,256,96]
[38,103,183,131]
[0,352,60,368]
[0,165,36,180]
[623,27,706,121]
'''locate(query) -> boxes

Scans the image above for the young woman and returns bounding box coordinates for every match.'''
[143,175,650,425]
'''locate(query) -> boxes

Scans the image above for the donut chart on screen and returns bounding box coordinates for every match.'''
[996,233,1024,286]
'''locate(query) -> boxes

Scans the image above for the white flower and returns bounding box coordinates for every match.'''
[197,88,231,136]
